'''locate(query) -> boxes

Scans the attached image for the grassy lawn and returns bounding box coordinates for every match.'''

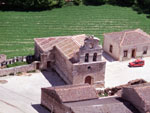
[6,62,27,68]
[0,5,150,58]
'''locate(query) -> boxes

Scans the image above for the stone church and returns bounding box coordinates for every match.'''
[34,34,106,87]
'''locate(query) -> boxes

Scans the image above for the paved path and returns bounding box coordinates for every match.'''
[0,70,65,113]
[0,57,150,112]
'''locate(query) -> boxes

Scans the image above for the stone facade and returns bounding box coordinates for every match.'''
[103,29,150,61]
[0,62,36,76]
[122,83,150,113]
[0,54,6,66]
[41,84,140,113]
[0,55,26,68]
[34,34,106,87]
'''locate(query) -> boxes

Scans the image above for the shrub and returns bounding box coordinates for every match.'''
[73,0,82,5]
[1,0,65,11]
[108,0,135,6]
[136,0,150,13]
[83,0,105,5]
[9,73,14,76]
[27,70,36,73]
[6,62,27,68]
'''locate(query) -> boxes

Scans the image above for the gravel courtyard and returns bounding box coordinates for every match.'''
[0,57,150,113]
[105,57,150,88]
[0,70,66,113]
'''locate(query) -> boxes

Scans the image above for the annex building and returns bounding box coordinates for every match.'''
[103,29,150,61]
[34,34,106,87]
[41,84,142,113]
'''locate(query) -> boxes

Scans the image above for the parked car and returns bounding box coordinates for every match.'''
[129,59,144,67]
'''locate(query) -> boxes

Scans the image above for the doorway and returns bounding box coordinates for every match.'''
[36,63,40,69]
[47,61,51,68]
[131,49,136,58]
[85,76,93,84]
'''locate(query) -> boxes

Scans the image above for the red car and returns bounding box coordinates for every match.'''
[129,59,144,67]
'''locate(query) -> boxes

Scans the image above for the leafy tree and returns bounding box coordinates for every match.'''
[83,0,105,5]
[108,0,135,6]
[73,0,82,5]
[136,0,150,13]
[0,0,65,10]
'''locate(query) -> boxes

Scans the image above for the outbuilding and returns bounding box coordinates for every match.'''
[103,29,150,61]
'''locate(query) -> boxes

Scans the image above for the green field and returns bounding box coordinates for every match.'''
[0,5,150,58]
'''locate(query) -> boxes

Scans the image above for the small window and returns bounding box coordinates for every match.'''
[143,46,148,55]
[93,53,97,61]
[124,50,128,57]
[109,45,113,53]
[85,53,89,62]
[88,66,91,70]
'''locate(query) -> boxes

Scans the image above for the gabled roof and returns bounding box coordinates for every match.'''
[42,84,98,103]
[34,34,86,59]
[65,97,140,113]
[122,83,150,113]
[104,29,150,47]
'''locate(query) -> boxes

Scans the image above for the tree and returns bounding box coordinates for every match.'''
[83,0,105,5]
[136,0,150,13]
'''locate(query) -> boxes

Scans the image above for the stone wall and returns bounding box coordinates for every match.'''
[0,56,26,68]
[0,54,6,64]
[120,43,150,61]
[72,61,106,87]
[41,88,73,113]
[53,47,73,84]
[103,36,120,60]
[0,62,36,77]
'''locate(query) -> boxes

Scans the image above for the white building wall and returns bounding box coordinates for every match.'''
[103,36,120,60]
[120,43,150,61]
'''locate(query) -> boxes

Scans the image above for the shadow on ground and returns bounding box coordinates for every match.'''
[102,52,116,62]
[32,104,50,113]
[41,69,66,86]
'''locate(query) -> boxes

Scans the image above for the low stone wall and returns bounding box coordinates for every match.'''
[0,62,36,77]
[0,56,26,67]
[98,79,147,97]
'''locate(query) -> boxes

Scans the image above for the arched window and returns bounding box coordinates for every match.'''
[93,53,97,61]
[85,76,93,84]
[85,53,89,62]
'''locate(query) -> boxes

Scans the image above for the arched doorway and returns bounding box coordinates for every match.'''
[85,76,93,84]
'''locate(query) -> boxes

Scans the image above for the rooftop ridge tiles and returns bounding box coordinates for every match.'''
[120,32,127,47]
[71,36,82,47]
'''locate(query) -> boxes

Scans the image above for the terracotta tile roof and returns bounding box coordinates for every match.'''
[122,83,150,113]
[65,97,140,113]
[104,29,150,47]
[34,34,86,59]
[43,84,98,103]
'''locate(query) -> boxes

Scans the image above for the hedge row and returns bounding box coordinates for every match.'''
[0,0,150,13]
[0,0,67,10]
[83,0,150,13]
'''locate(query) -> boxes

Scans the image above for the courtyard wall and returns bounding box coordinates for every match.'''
[0,62,36,77]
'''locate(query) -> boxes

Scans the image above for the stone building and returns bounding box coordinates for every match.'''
[122,83,150,113]
[0,54,6,63]
[34,34,106,87]
[103,29,150,61]
[41,84,140,113]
